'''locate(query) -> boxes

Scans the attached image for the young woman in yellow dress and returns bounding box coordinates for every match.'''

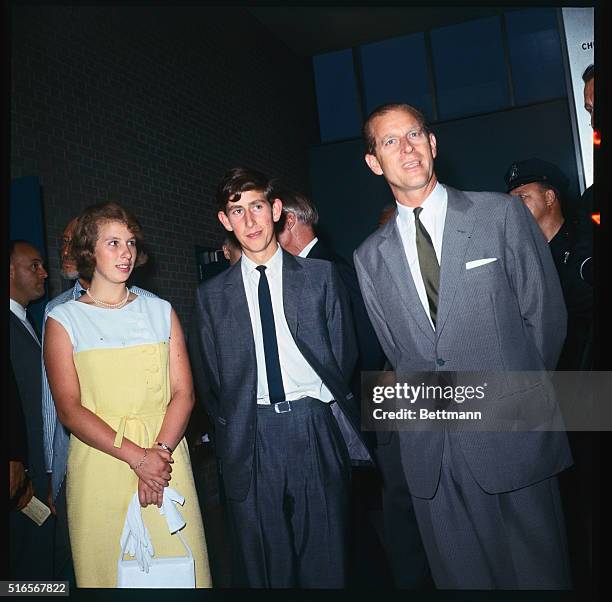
[44,201,211,587]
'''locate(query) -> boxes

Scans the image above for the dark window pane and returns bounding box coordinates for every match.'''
[359,33,432,120]
[431,16,510,120]
[313,49,362,142]
[505,8,566,105]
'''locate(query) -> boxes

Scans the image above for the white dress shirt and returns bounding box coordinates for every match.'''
[241,245,333,404]
[10,298,40,344]
[395,181,448,329]
[299,237,318,258]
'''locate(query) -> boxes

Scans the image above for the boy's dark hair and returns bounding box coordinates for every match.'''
[215,167,273,213]
[582,64,594,83]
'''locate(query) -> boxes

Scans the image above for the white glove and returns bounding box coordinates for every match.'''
[120,494,155,572]
[158,487,186,534]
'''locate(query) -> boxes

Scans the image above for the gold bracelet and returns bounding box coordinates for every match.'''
[131,448,148,471]
[156,441,173,454]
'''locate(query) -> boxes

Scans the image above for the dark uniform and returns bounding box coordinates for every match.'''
[546,220,592,370]
[569,184,594,286]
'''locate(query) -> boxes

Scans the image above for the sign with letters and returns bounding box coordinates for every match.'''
[560,7,594,193]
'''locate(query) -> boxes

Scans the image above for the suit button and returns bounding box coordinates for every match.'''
[436,358,445,366]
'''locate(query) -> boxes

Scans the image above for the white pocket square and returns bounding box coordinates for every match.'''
[466,258,498,270]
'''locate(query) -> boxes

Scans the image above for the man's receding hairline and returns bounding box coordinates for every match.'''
[11,240,40,260]
[365,105,427,153]
[369,106,420,129]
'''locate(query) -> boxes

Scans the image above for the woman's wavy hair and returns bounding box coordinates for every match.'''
[71,201,145,279]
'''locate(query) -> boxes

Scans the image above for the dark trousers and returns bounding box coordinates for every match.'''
[347,466,394,587]
[375,431,432,589]
[225,398,351,588]
[9,478,55,580]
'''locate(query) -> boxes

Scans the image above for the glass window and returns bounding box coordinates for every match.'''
[312,49,362,142]
[431,16,510,120]
[505,8,566,105]
[359,33,432,119]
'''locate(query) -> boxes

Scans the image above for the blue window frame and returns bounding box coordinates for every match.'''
[359,33,432,119]
[505,8,566,105]
[431,16,510,120]
[312,49,362,142]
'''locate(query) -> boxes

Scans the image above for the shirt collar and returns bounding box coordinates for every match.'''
[299,237,318,258]
[73,280,86,299]
[396,181,445,224]
[241,243,283,280]
[9,298,27,321]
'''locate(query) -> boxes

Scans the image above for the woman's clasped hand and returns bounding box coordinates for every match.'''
[132,446,174,507]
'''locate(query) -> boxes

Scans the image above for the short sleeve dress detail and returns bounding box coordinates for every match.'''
[48,296,211,588]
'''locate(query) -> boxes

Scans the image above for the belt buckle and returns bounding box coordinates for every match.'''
[274,400,292,414]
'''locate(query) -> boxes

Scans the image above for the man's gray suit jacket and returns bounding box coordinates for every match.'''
[353,185,573,499]
[189,249,364,502]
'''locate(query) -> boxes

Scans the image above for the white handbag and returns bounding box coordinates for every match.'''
[117,490,195,588]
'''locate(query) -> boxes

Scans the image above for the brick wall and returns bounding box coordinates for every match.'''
[11,6,318,327]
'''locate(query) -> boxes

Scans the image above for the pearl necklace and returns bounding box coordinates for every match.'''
[85,287,130,309]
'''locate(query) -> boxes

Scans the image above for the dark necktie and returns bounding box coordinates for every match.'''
[255,265,286,403]
[414,207,440,328]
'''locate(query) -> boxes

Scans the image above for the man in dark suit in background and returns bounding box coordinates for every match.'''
[188,168,371,588]
[9,240,55,579]
[275,186,386,379]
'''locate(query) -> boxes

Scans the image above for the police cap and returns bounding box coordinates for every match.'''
[504,158,569,194]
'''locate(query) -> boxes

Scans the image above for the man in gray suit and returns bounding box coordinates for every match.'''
[353,103,572,589]
[189,167,370,588]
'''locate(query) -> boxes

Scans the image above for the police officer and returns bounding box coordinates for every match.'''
[504,158,592,370]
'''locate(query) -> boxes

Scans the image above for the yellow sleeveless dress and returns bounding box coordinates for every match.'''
[48,296,211,588]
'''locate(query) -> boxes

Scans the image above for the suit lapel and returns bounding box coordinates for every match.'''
[436,186,476,337]
[225,263,257,356]
[281,250,304,338]
[9,311,41,349]
[378,221,436,345]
